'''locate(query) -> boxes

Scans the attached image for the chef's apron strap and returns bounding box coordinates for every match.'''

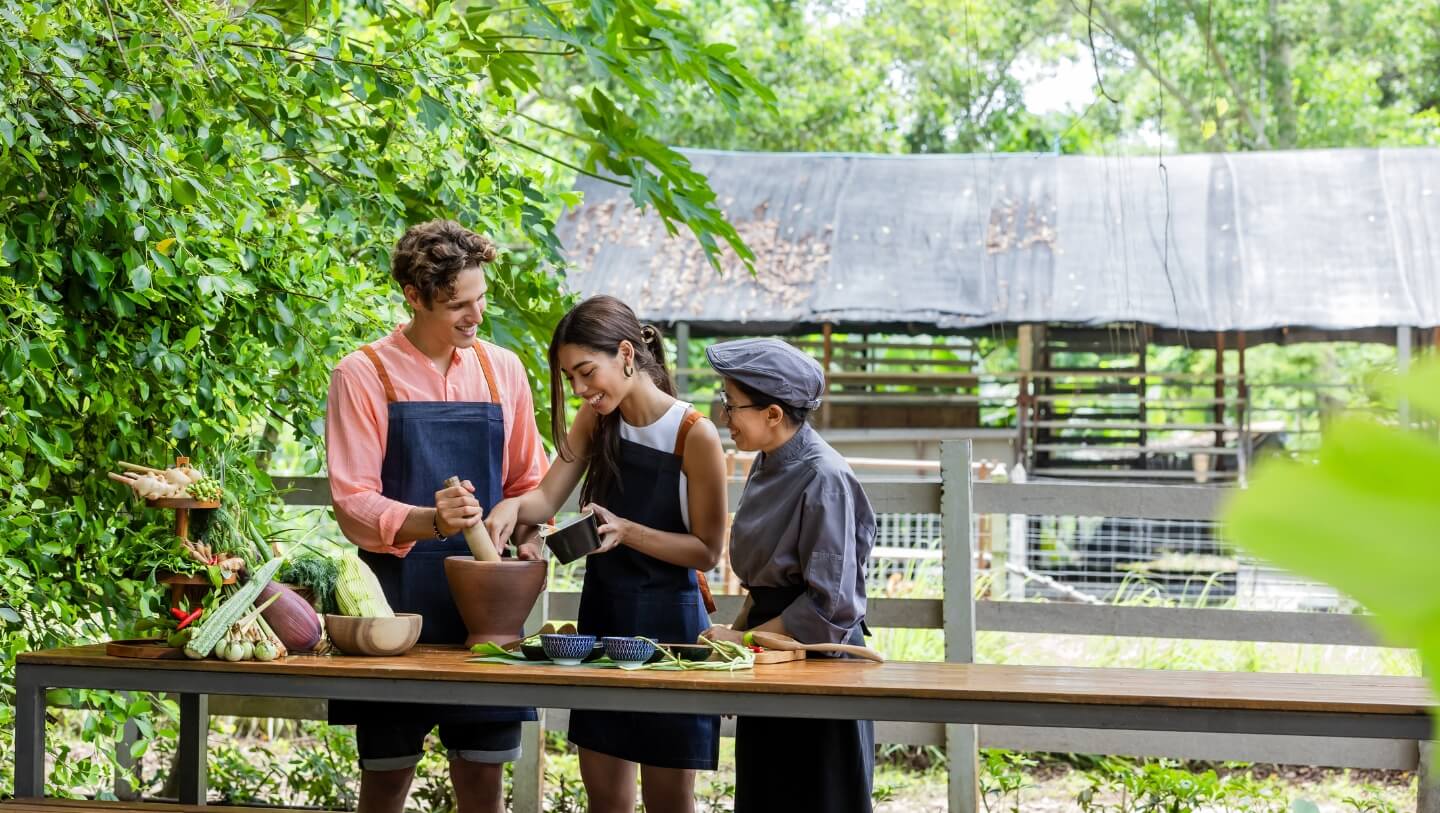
[472,342,501,405]
[672,408,702,456]
[670,408,717,615]
[360,345,398,403]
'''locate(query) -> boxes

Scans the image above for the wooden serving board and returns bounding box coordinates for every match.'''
[753,648,805,665]
[105,639,186,659]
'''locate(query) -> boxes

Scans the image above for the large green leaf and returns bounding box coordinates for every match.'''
[1224,367,1440,737]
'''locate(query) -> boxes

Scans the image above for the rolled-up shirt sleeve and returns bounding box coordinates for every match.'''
[781,479,866,648]
[325,364,413,553]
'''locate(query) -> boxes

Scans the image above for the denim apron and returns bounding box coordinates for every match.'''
[733,585,875,813]
[329,342,536,726]
[567,410,720,770]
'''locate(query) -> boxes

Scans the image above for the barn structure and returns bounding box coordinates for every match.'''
[557,147,1440,483]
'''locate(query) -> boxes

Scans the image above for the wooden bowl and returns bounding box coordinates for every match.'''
[324,613,422,656]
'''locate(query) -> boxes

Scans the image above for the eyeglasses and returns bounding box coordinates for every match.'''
[720,395,768,418]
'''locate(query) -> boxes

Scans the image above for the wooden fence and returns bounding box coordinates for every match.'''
[258,440,1423,812]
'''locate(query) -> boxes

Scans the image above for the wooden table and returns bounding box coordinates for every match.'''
[14,644,1434,803]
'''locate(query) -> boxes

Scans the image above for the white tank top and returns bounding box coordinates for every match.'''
[619,400,692,530]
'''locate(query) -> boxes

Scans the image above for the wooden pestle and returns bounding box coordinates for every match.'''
[443,476,501,562]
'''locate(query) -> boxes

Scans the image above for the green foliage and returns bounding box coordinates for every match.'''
[980,748,1037,813]
[1224,361,1440,735]
[1074,757,1287,813]
[1084,0,1440,150]
[572,0,1439,155]
[277,549,340,615]
[0,0,770,795]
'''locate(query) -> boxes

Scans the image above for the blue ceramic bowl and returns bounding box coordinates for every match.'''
[602,636,657,665]
[540,633,597,665]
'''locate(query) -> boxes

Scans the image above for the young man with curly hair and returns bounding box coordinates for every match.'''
[324,219,548,813]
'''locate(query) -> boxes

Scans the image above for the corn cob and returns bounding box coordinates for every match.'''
[336,552,394,617]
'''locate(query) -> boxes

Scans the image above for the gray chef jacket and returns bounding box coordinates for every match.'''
[729,422,876,645]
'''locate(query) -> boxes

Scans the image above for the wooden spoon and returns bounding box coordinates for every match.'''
[502,622,557,652]
[749,631,885,663]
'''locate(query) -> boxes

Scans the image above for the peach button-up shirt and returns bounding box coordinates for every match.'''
[325,325,548,553]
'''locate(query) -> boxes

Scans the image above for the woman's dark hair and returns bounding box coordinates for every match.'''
[391,219,498,307]
[548,295,673,506]
[732,378,811,427]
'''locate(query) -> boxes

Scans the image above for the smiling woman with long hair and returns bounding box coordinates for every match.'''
[484,295,729,813]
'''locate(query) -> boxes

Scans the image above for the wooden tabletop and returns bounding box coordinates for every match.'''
[19,645,1434,716]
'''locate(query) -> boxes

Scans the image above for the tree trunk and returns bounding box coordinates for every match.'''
[1268,0,1298,147]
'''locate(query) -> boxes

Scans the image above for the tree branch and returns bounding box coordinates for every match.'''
[475,47,578,56]
[972,24,1054,124]
[228,41,390,69]
[1084,0,1212,132]
[515,110,593,143]
[229,94,346,186]
[1087,0,1120,103]
[477,0,581,16]
[158,0,214,84]
[496,134,628,187]
[1181,0,1270,147]
[98,0,133,76]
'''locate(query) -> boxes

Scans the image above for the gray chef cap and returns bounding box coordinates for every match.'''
[705,338,825,409]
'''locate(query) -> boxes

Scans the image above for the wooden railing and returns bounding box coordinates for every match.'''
[255,441,1422,812]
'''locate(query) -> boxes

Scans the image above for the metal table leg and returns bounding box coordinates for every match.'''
[177,693,209,805]
[14,665,46,798]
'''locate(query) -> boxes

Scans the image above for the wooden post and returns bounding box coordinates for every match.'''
[941,440,979,813]
[1016,325,1039,472]
[1213,333,1226,461]
[821,323,834,429]
[512,580,550,813]
[1237,332,1250,484]
[177,692,209,805]
[1399,327,1413,427]
[1138,326,1150,473]
[1419,740,1439,813]
[1007,462,1028,601]
[674,321,691,398]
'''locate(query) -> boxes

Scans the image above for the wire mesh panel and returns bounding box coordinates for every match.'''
[858,510,1352,613]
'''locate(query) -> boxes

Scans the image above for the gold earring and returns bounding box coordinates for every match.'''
[624,363,634,378]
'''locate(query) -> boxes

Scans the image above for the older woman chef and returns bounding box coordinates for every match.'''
[701,338,877,813]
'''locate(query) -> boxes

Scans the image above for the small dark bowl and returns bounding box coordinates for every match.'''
[523,641,605,662]
[543,512,601,565]
[603,636,657,665]
[541,633,596,665]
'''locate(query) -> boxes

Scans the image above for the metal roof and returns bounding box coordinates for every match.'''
[557,147,1440,336]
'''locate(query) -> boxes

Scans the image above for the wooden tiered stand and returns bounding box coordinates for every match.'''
[147,456,232,607]
[107,457,232,658]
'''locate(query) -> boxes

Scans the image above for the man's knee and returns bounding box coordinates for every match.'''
[361,767,416,790]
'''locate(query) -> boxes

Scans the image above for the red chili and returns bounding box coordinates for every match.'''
[176,608,203,630]
[170,607,188,621]
[747,645,764,653]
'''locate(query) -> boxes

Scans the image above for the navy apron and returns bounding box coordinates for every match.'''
[330,342,536,727]
[734,585,875,813]
[567,410,720,770]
